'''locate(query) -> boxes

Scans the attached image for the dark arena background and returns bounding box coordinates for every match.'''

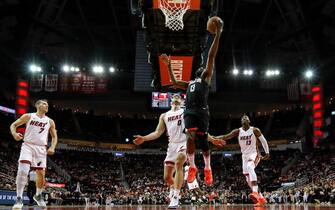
[0,0,334,209]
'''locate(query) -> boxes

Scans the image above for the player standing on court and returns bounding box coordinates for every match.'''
[161,16,223,186]
[133,94,187,208]
[210,115,269,206]
[10,99,58,209]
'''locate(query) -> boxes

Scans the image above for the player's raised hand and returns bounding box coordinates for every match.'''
[133,135,145,145]
[47,147,55,155]
[161,54,171,66]
[261,153,270,160]
[12,132,23,141]
[208,135,226,147]
[216,19,223,34]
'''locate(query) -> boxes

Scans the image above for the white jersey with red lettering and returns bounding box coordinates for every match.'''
[24,113,50,146]
[163,108,187,144]
[238,126,258,155]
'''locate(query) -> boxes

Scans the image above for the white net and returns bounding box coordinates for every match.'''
[159,0,191,31]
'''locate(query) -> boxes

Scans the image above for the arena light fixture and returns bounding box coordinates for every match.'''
[125,138,129,142]
[232,68,239,75]
[244,69,253,76]
[305,69,314,79]
[62,65,70,72]
[29,64,42,73]
[93,65,104,74]
[75,67,80,72]
[109,67,115,73]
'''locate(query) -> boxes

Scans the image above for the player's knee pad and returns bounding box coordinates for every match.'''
[197,132,209,152]
[17,163,30,176]
[16,163,30,185]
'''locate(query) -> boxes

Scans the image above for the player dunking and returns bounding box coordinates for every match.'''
[10,99,58,209]
[133,94,187,208]
[161,17,223,186]
[210,115,269,206]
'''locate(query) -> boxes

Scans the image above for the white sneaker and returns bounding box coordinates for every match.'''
[33,194,46,208]
[12,197,23,209]
[168,196,179,209]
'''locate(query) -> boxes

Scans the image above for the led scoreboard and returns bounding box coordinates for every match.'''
[151,92,186,109]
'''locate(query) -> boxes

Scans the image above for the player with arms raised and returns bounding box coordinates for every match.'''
[161,16,223,186]
[210,115,269,206]
[133,94,187,208]
[10,99,58,209]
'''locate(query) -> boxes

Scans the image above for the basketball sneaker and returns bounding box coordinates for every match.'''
[168,196,179,209]
[249,192,260,204]
[187,166,198,183]
[204,168,213,185]
[33,194,46,208]
[254,196,267,206]
[12,197,23,209]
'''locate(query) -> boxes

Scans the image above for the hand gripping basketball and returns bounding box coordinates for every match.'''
[133,135,145,145]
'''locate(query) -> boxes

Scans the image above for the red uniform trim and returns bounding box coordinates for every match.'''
[187,128,198,132]
[19,160,31,164]
[164,161,175,166]
[31,167,45,170]
[196,131,206,136]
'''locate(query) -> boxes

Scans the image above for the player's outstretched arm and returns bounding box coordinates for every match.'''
[203,20,223,85]
[10,114,30,141]
[254,127,270,160]
[48,119,58,155]
[161,54,189,90]
[215,129,239,141]
[208,134,226,147]
[133,114,166,145]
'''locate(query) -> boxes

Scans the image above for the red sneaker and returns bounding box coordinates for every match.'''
[256,196,267,206]
[204,169,213,186]
[249,192,260,204]
[187,166,198,183]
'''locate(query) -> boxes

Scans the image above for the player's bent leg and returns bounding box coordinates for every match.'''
[13,162,30,210]
[163,163,175,186]
[34,169,46,208]
[197,132,212,186]
[169,152,186,209]
[164,163,175,203]
[186,130,198,183]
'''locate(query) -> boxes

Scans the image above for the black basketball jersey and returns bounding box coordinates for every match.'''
[185,77,209,112]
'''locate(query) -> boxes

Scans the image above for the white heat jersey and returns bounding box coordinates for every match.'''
[163,108,187,143]
[23,113,50,146]
[238,126,258,155]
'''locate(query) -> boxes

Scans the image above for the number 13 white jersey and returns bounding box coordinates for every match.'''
[163,109,187,144]
[23,113,50,146]
[238,126,258,155]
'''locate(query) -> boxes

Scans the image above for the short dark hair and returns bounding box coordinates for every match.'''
[35,99,48,106]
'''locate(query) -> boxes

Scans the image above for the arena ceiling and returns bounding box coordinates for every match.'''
[0,0,334,84]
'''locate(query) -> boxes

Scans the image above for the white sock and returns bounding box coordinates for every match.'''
[252,185,258,192]
[173,189,180,198]
[169,187,174,198]
[203,154,211,170]
[36,188,43,195]
[188,153,196,167]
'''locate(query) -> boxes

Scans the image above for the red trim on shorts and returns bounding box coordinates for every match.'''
[19,160,31,164]
[243,173,249,176]
[187,128,198,132]
[164,161,175,166]
[31,167,45,170]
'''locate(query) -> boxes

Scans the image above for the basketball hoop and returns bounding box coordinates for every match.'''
[158,0,191,31]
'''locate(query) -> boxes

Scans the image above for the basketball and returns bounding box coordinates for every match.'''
[207,16,223,34]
